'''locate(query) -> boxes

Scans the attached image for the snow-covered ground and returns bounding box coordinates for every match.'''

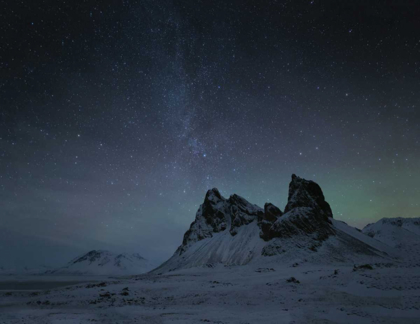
[1,262,419,323]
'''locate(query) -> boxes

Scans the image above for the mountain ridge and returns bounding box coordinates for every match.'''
[154,174,398,273]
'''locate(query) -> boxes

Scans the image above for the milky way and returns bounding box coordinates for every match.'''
[1,1,419,267]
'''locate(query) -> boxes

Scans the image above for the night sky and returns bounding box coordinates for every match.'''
[1,0,419,268]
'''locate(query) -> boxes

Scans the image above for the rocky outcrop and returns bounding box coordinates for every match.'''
[177,189,263,254]
[284,174,333,219]
[228,194,263,236]
[259,175,334,242]
[259,203,283,241]
[263,203,283,222]
[264,207,334,241]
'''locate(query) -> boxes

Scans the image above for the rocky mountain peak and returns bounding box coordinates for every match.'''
[204,188,224,203]
[177,189,263,254]
[284,174,333,219]
[257,175,335,244]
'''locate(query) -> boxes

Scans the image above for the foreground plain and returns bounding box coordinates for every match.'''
[1,262,419,324]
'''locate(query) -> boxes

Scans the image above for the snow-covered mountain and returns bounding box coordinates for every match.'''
[155,174,398,273]
[48,250,155,276]
[362,217,420,265]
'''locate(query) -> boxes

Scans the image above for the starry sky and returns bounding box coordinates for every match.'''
[1,0,419,268]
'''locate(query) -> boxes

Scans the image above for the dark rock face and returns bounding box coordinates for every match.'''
[201,188,228,233]
[260,175,334,242]
[259,203,283,241]
[284,174,333,220]
[177,189,263,254]
[264,203,283,222]
[267,207,334,240]
[259,175,334,242]
[228,194,263,236]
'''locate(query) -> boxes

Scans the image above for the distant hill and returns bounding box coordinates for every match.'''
[47,250,155,276]
[363,217,420,265]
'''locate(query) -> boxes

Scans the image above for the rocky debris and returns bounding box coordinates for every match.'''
[286,277,300,284]
[209,281,233,287]
[99,291,117,299]
[86,282,107,289]
[120,287,130,296]
[255,268,275,273]
[353,264,373,271]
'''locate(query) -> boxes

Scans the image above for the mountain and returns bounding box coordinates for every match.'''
[362,217,420,265]
[48,250,155,276]
[154,174,397,273]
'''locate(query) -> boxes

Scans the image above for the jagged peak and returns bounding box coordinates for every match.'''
[228,194,261,211]
[205,188,224,202]
[284,174,333,219]
[229,193,250,203]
